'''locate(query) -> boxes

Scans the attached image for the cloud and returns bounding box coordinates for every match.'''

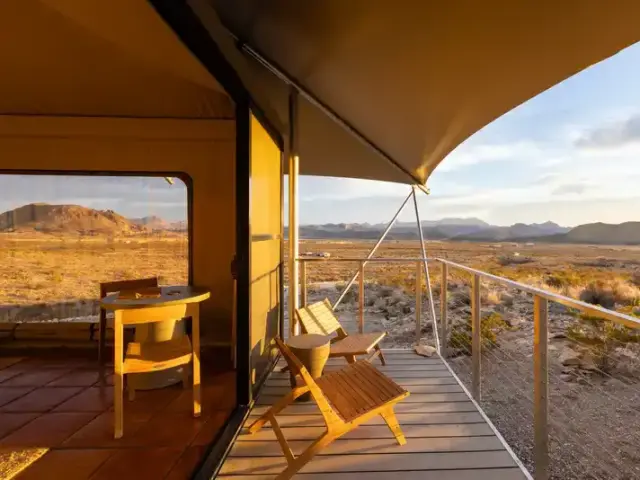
[575,114,640,149]
[436,141,543,173]
[551,183,588,195]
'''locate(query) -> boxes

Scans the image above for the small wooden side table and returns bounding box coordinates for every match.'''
[286,334,330,402]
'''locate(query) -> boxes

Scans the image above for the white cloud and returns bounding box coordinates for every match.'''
[435,140,543,173]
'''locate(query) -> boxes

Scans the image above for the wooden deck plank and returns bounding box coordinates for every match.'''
[250,401,478,416]
[228,436,506,456]
[220,451,519,475]
[222,350,530,480]
[243,412,484,428]
[240,423,496,441]
[218,468,527,480]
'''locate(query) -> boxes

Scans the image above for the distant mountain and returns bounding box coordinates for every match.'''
[547,222,640,245]
[0,203,144,235]
[130,215,170,231]
[454,222,569,241]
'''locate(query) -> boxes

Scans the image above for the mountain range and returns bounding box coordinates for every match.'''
[1,204,639,245]
[288,217,640,245]
[0,204,186,235]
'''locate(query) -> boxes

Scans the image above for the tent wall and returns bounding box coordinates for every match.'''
[0,115,236,345]
[249,113,283,389]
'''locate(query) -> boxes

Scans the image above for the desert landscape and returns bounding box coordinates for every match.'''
[1,204,640,479]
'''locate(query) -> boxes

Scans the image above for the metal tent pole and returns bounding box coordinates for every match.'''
[412,186,440,353]
[333,189,414,309]
[288,87,300,337]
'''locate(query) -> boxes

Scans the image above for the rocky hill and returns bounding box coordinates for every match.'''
[0,203,185,235]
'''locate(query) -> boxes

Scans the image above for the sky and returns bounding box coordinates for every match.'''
[2,41,640,227]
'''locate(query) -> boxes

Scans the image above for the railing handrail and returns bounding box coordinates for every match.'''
[436,258,640,330]
[297,255,640,330]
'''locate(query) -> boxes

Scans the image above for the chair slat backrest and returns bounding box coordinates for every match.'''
[295,299,342,336]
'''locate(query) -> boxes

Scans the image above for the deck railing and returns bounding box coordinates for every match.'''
[296,255,640,480]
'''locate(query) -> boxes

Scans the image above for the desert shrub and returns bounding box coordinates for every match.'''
[567,314,640,372]
[545,271,583,289]
[631,270,640,287]
[579,279,640,309]
[449,311,509,352]
[497,254,533,266]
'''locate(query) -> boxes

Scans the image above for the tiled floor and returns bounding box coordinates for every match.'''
[0,353,235,479]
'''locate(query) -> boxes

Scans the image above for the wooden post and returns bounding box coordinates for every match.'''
[300,260,307,308]
[415,261,422,344]
[534,295,549,479]
[471,274,481,400]
[440,262,448,358]
[359,262,365,333]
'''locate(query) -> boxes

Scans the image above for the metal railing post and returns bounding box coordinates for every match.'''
[440,262,448,358]
[359,262,365,333]
[534,295,549,480]
[300,260,307,308]
[471,273,481,400]
[415,261,422,344]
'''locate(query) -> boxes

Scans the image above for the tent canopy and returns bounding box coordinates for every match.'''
[202,0,640,184]
[2,1,640,185]
[0,0,232,118]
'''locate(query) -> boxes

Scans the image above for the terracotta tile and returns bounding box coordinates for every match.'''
[15,448,112,480]
[124,386,183,415]
[63,410,152,448]
[0,387,34,407]
[90,447,184,480]
[1,387,83,412]
[53,386,112,412]
[122,412,207,447]
[0,366,27,384]
[0,412,97,447]
[1,369,70,387]
[46,370,103,387]
[0,413,40,439]
[165,446,207,480]
[191,410,231,446]
[0,357,26,370]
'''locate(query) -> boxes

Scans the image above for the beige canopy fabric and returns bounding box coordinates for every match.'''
[0,0,232,118]
[204,0,640,185]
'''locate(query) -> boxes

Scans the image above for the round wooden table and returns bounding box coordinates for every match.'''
[287,334,331,402]
[101,285,210,390]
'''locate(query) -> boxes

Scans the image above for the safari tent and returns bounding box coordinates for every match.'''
[1,1,640,479]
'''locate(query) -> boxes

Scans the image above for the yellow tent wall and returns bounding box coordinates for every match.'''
[0,115,236,345]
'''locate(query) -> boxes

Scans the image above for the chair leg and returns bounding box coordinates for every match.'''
[98,317,106,365]
[192,311,201,418]
[376,345,387,366]
[113,317,124,439]
[380,408,406,445]
[276,433,336,480]
[248,386,310,434]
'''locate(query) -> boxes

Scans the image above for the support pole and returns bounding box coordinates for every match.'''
[440,262,448,358]
[471,274,481,400]
[288,87,300,337]
[412,186,440,353]
[300,260,307,308]
[534,295,549,480]
[415,261,422,344]
[358,262,365,334]
[333,190,414,309]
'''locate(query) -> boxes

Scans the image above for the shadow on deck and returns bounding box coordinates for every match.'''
[218,349,530,479]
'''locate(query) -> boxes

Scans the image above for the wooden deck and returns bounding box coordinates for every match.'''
[218,349,530,479]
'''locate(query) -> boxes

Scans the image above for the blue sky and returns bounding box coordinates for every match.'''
[293,40,640,227]
[2,41,640,227]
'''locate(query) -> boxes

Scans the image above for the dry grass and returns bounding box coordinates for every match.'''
[0,234,188,305]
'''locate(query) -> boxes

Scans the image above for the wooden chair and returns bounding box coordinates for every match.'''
[112,298,199,438]
[98,277,158,365]
[295,299,387,365]
[248,337,409,480]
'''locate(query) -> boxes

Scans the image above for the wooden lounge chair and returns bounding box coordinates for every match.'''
[248,337,409,480]
[295,299,387,365]
[98,277,158,365]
